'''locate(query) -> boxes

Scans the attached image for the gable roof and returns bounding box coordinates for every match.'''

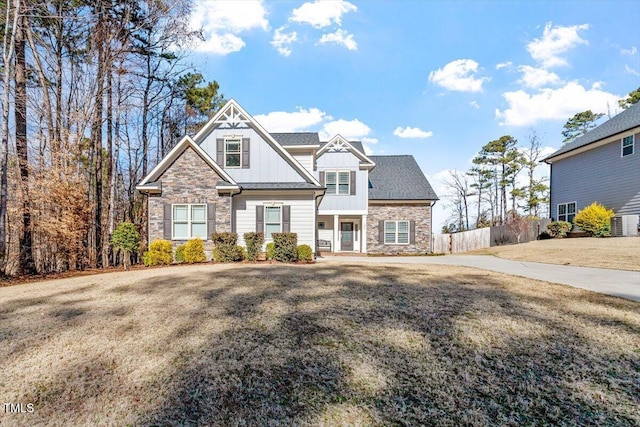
[137,135,237,188]
[368,155,438,200]
[544,102,640,162]
[271,132,320,147]
[317,135,375,167]
[192,99,321,186]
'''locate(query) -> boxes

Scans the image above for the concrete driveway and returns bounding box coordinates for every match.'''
[317,255,640,302]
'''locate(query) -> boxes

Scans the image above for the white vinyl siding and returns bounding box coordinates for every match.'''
[173,204,207,239]
[384,220,409,244]
[317,151,368,213]
[622,135,634,157]
[233,195,316,248]
[558,202,576,223]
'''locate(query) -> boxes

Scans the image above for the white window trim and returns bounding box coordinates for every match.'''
[384,220,410,245]
[325,170,351,195]
[224,137,242,168]
[622,135,634,157]
[557,202,577,223]
[172,204,207,240]
[264,206,282,241]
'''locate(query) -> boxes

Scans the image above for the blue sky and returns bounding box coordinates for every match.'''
[184,0,640,228]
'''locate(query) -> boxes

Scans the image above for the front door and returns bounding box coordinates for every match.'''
[340,222,354,251]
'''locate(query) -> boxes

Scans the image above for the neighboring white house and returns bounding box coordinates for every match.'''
[137,99,439,254]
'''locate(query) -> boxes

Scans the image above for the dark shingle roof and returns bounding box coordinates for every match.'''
[544,102,640,161]
[240,182,323,190]
[271,132,320,146]
[368,155,438,200]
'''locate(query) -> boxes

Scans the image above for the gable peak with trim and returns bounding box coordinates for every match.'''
[317,134,375,167]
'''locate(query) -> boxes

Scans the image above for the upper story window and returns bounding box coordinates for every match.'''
[622,135,634,157]
[325,171,350,195]
[558,202,576,223]
[225,138,241,167]
[173,204,207,239]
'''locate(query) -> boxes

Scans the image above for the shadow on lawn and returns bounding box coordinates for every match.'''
[1,263,638,426]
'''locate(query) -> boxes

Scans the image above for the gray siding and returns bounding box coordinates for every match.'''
[316,151,368,212]
[550,133,640,219]
[199,127,306,183]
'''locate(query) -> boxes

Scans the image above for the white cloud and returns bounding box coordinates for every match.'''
[290,0,357,28]
[517,65,561,88]
[271,26,297,56]
[320,118,371,141]
[625,65,640,76]
[495,81,620,127]
[469,101,480,109]
[393,126,433,139]
[526,22,589,68]
[255,107,328,132]
[621,46,637,56]
[428,59,489,92]
[190,0,269,55]
[496,61,513,70]
[318,29,357,51]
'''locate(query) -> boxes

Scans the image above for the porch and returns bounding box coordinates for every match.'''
[316,214,367,253]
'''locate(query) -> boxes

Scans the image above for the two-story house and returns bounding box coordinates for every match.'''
[543,102,639,235]
[137,99,438,255]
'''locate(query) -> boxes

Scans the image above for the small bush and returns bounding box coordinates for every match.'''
[273,233,297,262]
[110,221,140,270]
[175,245,186,263]
[297,244,313,261]
[266,242,275,260]
[143,239,173,266]
[213,245,245,262]
[538,231,552,240]
[244,232,264,261]
[212,232,237,246]
[184,238,207,263]
[547,221,572,238]
[575,202,615,237]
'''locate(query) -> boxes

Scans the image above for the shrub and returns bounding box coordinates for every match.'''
[213,245,245,262]
[143,239,173,266]
[212,232,237,246]
[266,242,275,260]
[538,231,552,240]
[547,221,572,238]
[297,244,313,261]
[110,221,140,270]
[244,232,264,261]
[175,245,186,263]
[575,202,615,237]
[272,233,297,262]
[184,238,206,263]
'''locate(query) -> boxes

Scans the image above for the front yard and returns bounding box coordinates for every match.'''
[471,236,640,271]
[1,263,639,426]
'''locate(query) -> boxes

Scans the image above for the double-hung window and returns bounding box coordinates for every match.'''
[173,204,207,239]
[325,171,350,195]
[264,206,282,240]
[622,135,634,157]
[384,220,409,244]
[558,202,576,223]
[225,138,241,167]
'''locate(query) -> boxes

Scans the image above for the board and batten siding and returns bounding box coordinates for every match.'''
[199,127,306,183]
[233,194,316,248]
[290,151,314,173]
[550,133,640,219]
[316,151,368,212]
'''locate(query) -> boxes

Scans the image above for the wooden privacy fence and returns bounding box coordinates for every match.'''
[433,219,551,254]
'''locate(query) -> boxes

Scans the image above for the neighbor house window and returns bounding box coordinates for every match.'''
[325,171,350,195]
[264,206,282,240]
[225,138,241,167]
[384,220,409,244]
[622,135,634,157]
[173,204,207,239]
[558,202,576,223]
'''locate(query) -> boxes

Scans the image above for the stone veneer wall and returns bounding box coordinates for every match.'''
[148,146,231,253]
[366,203,432,253]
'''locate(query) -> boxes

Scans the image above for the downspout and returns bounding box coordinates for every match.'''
[430,200,437,253]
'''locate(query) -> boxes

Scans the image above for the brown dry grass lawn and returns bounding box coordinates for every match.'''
[1,263,639,426]
[470,237,640,271]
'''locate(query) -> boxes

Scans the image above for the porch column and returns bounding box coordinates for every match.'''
[334,214,339,252]
[362,214,367,253]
